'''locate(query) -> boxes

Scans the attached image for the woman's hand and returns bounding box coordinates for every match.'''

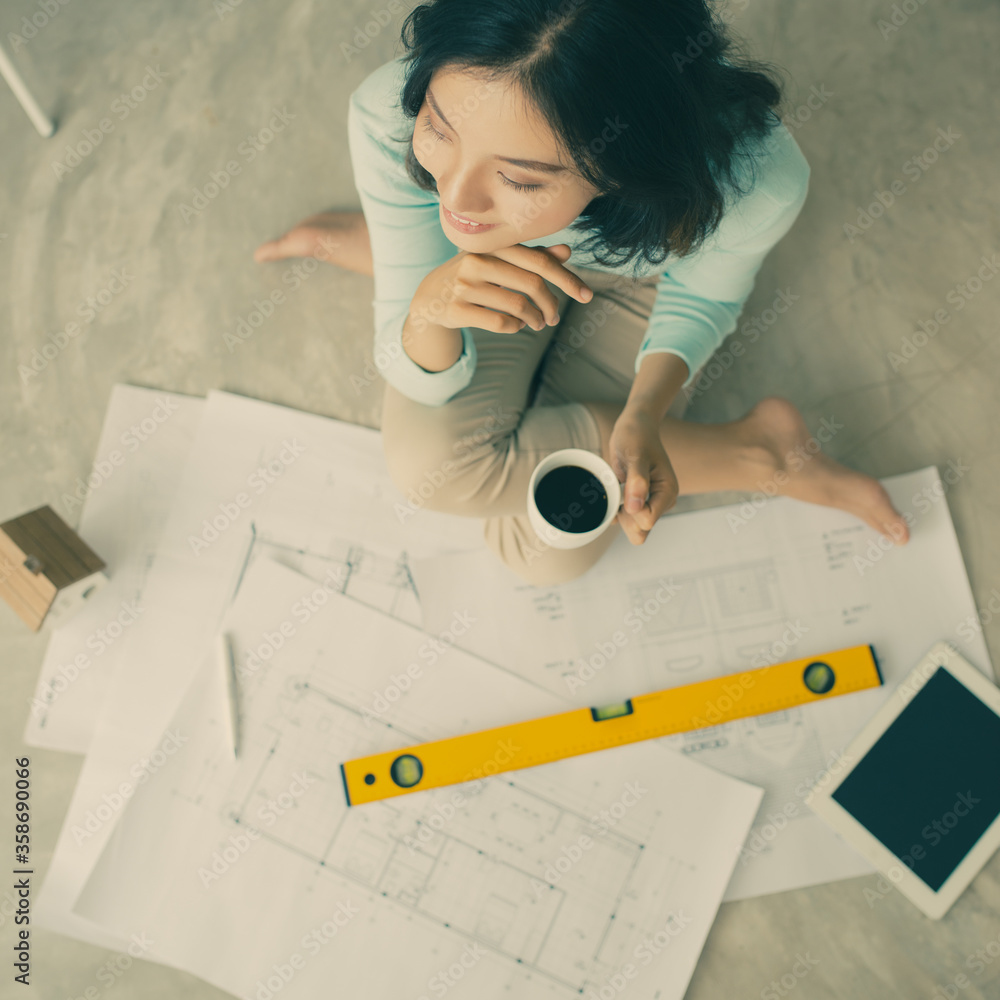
[409,243,593,335]
[608,411,679,544]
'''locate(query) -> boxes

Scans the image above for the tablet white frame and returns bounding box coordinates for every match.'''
[805,641,1000,919]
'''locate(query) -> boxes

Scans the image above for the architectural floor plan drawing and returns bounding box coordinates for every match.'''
[410,466,996,900]
[625,560,787,675]
[35,388,488,957]
[74,556,763,1000]
[244,524,424,626]
[223,673,673,991]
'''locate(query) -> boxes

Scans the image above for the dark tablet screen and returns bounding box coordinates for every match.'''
[832,666,1000,891]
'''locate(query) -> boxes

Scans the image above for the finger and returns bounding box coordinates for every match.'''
[494,244,594,304]
[630,503,655,534]
[616,508,648,546]
[449,301,529,334]
[644,454,680,526]
[540,243,571,261]
[459,281,549,330]
[624,471,649,516]
[646,477,679,524]
[462,257,559,327]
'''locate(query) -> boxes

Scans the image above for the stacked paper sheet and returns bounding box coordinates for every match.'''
[28,386,763,1000]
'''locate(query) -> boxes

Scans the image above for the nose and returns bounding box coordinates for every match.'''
[436,164,492,218]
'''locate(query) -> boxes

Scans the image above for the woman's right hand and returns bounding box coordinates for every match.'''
[409,243,594,335]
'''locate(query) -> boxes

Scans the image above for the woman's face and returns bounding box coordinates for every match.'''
[412,65,602,253]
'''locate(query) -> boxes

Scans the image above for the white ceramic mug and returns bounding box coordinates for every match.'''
[527,448,623,549]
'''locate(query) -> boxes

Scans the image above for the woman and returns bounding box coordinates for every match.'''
[256,0,909,585]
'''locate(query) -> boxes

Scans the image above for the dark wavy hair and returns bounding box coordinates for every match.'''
[392,0,785,275]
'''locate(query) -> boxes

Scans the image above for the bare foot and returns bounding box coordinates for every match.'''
[740,397,911,544]
[254,210,373,277]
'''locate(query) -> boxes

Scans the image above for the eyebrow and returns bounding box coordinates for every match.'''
[426,88,569,175]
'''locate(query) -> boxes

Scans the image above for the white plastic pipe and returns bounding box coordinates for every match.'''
[0,40,55,137]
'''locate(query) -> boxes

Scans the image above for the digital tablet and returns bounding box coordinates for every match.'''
[805,641,1000,919]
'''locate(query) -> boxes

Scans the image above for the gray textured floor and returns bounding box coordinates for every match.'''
[2,1,999,998]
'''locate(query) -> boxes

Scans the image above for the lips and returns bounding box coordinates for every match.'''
[441,204,499,235]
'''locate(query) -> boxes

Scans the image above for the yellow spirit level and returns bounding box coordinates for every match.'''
[340,644,882,806]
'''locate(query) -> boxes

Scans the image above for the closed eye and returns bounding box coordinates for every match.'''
[422,114,544,193]
[499,175,543,193]
[422,114,447,142]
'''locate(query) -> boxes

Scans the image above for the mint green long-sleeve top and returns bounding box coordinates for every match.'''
[347,57,810,407]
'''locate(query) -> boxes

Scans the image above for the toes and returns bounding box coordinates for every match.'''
[872,487,910,545]
[253,237,286,262]
[884,517,910,545]
[315,234,344,259]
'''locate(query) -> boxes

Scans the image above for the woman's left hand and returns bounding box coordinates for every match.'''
[607,411,679,544]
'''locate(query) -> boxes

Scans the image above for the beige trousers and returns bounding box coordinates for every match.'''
[380,266,692,586]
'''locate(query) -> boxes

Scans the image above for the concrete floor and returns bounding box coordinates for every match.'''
[2,0,999,997]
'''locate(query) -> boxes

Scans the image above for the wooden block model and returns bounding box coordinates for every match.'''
[0,505,107,631]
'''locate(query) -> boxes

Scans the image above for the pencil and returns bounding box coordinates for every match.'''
[217,632,241,759]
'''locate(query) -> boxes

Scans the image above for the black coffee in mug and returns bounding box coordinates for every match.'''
[534,465,609,533]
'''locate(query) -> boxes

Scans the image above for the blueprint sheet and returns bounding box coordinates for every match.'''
[410,466,995,901]
[34,390,484,954]
[74,555,764,1000]
[24,385,204,754]
[23,384,424,754]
